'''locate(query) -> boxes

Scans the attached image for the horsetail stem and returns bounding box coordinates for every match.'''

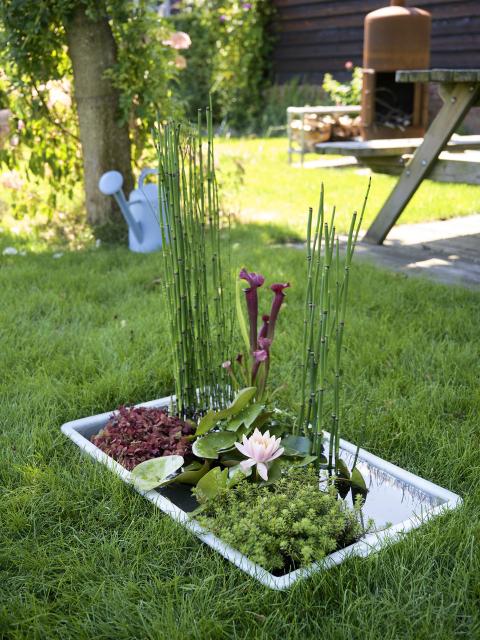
[155,109,231,417]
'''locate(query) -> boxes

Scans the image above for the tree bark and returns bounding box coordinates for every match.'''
[64,3,133,238]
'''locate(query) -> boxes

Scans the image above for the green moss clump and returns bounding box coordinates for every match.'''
[195,467,363,572]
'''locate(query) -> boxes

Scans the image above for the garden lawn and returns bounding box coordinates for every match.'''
[216,137,480,237]
[1,227,480,639]
[3,137,480,254]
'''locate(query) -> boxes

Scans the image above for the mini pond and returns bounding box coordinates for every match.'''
[61,397,461,590]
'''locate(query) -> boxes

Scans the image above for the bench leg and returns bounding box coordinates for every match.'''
[364,83,480,244]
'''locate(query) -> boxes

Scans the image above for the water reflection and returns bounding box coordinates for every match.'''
[332,446,444,530]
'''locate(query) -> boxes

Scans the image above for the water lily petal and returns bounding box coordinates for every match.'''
[235,441,249,456]
[257,462,269,481]
[267,447,284,462]
[240,459,256,472]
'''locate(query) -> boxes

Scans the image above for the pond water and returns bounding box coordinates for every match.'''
[327,447,444,530]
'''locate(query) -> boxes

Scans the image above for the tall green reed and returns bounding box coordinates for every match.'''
[155,107,232,417]
[297,182,370,468]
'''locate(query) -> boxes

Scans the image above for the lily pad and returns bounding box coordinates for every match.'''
[196,408,229,437]
[195,387,257,436]
[281,434,312,457]
[131,455,184,491]
[192,431,238,459]
[174,461,210,485]
[336,458,351,480]
[227,386,257,416]
[351,466,367,491]
[195,467,229,502]
[289,454,317,468]
[226,403,265,431]
[228,463,251,484]
[259,458,283,486]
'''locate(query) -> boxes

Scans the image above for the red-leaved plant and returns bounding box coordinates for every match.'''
[91,406,194,470]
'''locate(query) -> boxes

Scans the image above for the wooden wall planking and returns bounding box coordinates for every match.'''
[272,0,480,83]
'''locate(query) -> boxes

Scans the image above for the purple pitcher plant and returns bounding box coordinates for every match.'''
[231,268,290,398]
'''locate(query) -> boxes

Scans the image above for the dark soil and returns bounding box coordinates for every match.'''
[91,405,194,470]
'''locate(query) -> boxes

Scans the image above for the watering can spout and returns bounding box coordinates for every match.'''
[98,171,143,244]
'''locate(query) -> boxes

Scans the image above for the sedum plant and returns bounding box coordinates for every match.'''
[195,466,363,572]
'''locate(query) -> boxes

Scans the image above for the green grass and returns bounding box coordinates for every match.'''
[215,138,480,237]
[1,225,480,639]
[2,136,480,254]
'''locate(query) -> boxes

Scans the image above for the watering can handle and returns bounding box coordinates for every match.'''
[139,168,158,190]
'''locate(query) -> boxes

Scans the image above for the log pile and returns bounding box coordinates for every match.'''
[290,113,361,150]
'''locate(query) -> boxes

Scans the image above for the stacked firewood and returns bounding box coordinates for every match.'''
[290,113,361,150]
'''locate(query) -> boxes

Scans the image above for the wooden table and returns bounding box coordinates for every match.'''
[314,135,480,181]
[364,69,480,244]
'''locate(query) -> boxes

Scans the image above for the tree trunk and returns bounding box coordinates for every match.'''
[64,3,133,238]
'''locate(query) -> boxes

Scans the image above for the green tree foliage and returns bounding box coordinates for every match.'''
[0,0,182,202]
[174,0,274,132]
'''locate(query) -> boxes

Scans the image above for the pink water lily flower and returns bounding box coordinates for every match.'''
[235,429,284,481]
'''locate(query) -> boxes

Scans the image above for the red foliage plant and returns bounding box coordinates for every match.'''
[91,406,194,470]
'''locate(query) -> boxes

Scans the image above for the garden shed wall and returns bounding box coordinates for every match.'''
[272,0,480,83]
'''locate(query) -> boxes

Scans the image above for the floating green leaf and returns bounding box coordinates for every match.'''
[195,467,229,502]
[259,458,283,486]
[228,464,251,484]
[336,458,351,480]
[131,455,184,491]
[228,387,257,415]
[174,461,210,485]
[290,454,317,468]
[226,403,265,431]
[192,431,238,459]
[251,410,274,432]
[281,434,312,457]
[351,466,367,491]
[196,408,230,436]
[195,387,257,436]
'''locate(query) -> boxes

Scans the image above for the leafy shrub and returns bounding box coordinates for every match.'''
[322,66,363,106]
[0,0,182,201]
[260,79,330,132]
[195,466,363,572]
[173,0,274,132]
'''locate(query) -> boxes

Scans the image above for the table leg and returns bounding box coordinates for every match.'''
[287,109,292,165]
[301,111,305,167]
[364,83,480,244]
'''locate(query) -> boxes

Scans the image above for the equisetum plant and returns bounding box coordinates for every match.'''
[154,107,233,417]
[296,182,371,471]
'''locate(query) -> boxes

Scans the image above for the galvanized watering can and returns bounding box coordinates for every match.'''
[98,168,167,253]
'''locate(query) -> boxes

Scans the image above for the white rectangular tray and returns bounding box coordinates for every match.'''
[61,396,462,590]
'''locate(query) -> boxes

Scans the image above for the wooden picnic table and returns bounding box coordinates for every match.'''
[317,69,480,244]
